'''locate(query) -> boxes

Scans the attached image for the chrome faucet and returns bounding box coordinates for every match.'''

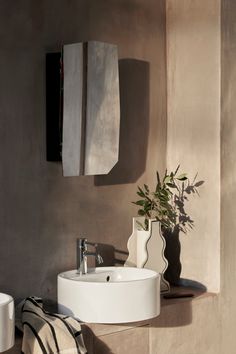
[77,238,103,274]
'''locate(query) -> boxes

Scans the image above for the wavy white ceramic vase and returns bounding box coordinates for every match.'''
[125,217,151,268]
[125,217,170,292]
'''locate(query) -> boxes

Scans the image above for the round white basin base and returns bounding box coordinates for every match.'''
[0,293,14,352]
[58,267,160,324]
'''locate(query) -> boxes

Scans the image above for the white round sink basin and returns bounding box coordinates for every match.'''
[0,293,14,352]
[58,267,160,323]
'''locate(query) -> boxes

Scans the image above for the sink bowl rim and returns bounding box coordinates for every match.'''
[58,267,159,284]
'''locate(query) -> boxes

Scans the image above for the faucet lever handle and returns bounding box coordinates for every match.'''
[96,253,104,265]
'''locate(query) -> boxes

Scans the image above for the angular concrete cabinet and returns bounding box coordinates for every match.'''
[62,41,120,176]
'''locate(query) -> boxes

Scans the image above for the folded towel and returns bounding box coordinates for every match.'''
[16,297,87,354]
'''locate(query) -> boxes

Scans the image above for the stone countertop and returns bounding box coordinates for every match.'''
[161,285,217,307]
[4,286,217,353]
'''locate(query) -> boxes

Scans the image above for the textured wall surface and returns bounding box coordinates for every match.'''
[221,0,236,352]
[149,1,222,352]
[149,1,236,354]
[3,0,236,353]
[150,295,220,354]
[166,0,221,292]
[0,0,167,302]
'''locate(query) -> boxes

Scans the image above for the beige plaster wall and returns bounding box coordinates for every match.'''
[149,1,222,353]
[150,1,236,354]
[3,1,236,353]
[166,0,221,292]
[0,0,167,302]
[150,295,220,354]
[221,0,236,351]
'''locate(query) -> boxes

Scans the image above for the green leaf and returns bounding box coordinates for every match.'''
[137,191,144,197]
[156,171,161,187]
[163,169,168,179]
[144,184,149,193]
[137,186,145,197]
[138,209,145,216]
[164,176,172,184]
[134,200,145,206]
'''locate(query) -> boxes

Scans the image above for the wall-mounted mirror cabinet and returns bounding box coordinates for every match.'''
[46,41,120,176]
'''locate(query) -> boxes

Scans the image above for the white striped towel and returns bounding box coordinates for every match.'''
[16,297,87,354]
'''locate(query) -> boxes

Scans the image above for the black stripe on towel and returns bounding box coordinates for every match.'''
[22,297,82,354]
[48,313,80,354]
[24,298,68,320]
[74,331,82,337]
[32,297,43,304]
[22,322,48,354]
[21,297,42,314]
[22,309,60,353]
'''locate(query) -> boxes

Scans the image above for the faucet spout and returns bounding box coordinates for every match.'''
[77,238,103,274]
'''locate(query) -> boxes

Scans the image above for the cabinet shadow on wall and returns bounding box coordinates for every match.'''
[94,58,150,186]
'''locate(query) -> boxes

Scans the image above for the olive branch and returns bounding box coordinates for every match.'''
[132,165,204,231]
